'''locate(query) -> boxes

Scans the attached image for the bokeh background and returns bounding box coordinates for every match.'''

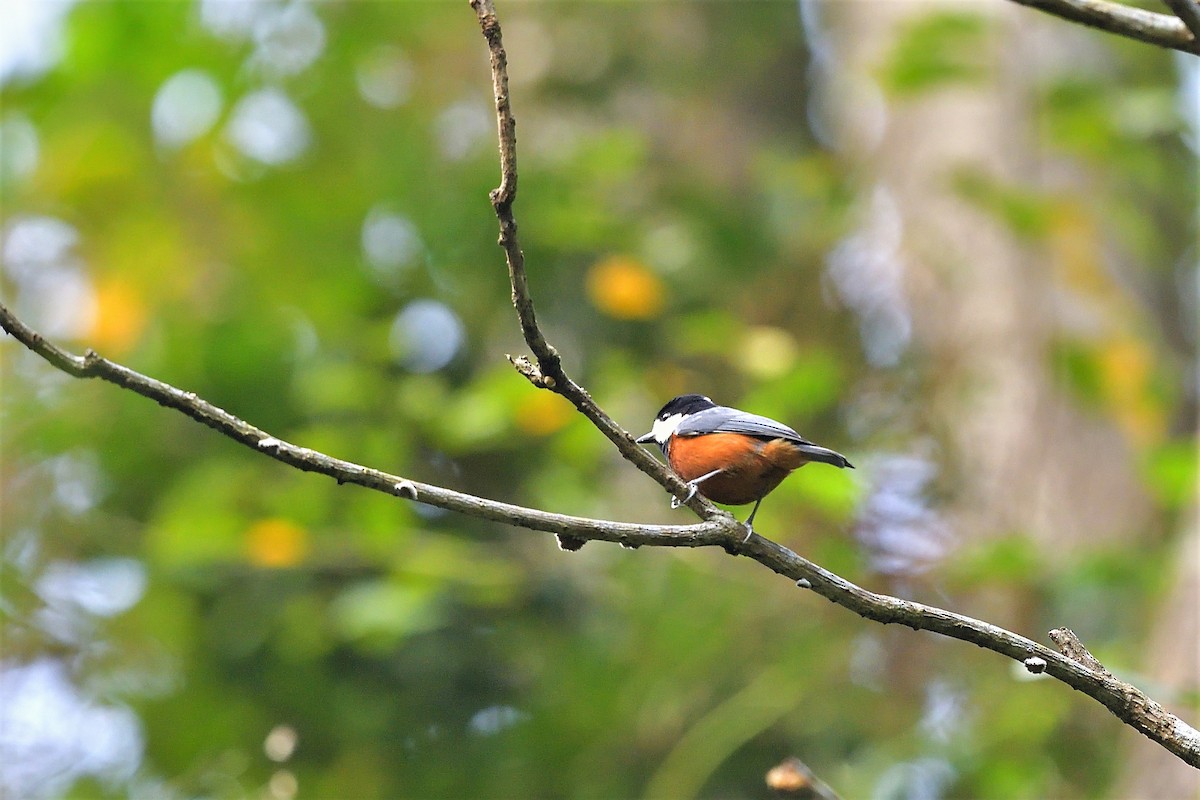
[1,1,1197,798]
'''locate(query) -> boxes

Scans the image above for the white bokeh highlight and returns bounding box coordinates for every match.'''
[389,300,465,373]
[225,88,310,165]
[151,69,223,149]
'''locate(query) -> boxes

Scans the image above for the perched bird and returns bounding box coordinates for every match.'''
[637,394,853,540]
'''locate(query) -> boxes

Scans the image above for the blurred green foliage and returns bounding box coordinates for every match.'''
[881,11,992,96]
[1,1,1195,799]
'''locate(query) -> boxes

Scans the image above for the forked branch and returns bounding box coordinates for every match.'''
[1006,0,1200,53]
[468,0,717,523]
[0,0,1196,772]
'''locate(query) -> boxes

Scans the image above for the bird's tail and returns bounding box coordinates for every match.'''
[798,443,854,469]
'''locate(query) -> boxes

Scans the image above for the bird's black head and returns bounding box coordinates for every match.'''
[636,394,716,444]
[654,394,716,420]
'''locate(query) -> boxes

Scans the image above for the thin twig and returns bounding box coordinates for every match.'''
[2,300,1198,766]
[1163,0,1200,41]
[1006,0,1200,53]
[468,0,718,522]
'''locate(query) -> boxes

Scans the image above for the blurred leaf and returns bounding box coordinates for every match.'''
[881,12,992,96]
[147,460,255,569]
[432,366,524,451]
[668,309,743,358]
[1052,339,1105,407]
[329,580,443,650]
[780,462,861,521]
[395,537,522,606]
[740,345,845,421]
[754,151,854,254]
[294,359,384,416]
[951,169,1056,240]
[1140,440,1198,510]
[946,536,1042,586]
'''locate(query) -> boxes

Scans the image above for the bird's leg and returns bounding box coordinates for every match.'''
[741,498,764,543]
[672,469,724,509]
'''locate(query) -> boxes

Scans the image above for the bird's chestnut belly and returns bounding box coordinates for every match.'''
[667,434,802,506]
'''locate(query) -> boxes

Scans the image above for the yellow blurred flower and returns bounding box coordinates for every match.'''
[515,390,573,436]
[89,278,147,354]
[1098,337,1164,445]
[586,255,664,320]
[246,518,309,568]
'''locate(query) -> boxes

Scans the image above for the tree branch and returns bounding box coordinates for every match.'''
[3,299,1198,766]
[1005,0,1200,53]
[0,302,722,548]
[468,0,718,524]
[1163,0,1200,41]
[462,0,1198,768]
[2,0,1197,772]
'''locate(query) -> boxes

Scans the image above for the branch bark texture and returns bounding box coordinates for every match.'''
[1,0,1197,773]
[1163,0,1200,41]
[1006,0,1200,53]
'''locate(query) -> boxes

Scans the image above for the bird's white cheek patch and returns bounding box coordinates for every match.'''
[651,413,684,443]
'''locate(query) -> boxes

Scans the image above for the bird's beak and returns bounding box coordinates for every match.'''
[635,432,656,444]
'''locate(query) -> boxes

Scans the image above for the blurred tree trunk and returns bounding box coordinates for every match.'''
[826,0,1151,554]
[823,1,1196,794]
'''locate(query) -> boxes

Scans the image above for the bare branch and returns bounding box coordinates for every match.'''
[763,540,1200,767]
[1163,0,1200,41]
[2,0,1197,771]
[1006,0,1200,53]
[0,303,721,548]
[463,0,1200,767]
[468,0,719,521]
[4,297,1198,766]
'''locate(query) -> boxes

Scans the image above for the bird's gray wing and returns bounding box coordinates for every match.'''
[675,406,810,443]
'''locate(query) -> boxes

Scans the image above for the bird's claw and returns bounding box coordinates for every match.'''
[671,482,699,509]
[741,522,755,544]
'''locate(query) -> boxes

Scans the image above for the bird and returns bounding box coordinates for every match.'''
[636,394,853,541]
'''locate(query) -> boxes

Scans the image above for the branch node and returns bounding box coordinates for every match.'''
[795,578,812,589]
[1163,0,1200,40]
[394,480,419,500]
[257,436,283,452]
[507,353,547,388]
[1049,627,1113,677]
